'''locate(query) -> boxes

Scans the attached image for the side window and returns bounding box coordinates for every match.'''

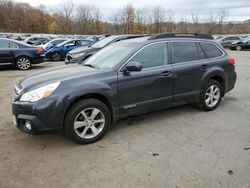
[9,43,17,48]
[80,41,89,45]
[130,42,168,69]
[197,43,206,59]
[172,42,198,63]
[201,43,223,58]
[0,41,9,49]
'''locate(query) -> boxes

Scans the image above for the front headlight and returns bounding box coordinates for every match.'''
[71,53,84,59]
[20,82,61,102]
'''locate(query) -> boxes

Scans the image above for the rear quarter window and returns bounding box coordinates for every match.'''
[201,42,223,58]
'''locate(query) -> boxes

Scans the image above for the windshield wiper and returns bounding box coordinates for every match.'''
[84,64,99,69]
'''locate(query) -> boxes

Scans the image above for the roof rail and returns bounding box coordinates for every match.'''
[148,33,214,40]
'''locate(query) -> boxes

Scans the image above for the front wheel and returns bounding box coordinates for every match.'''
[64,99,111,144]
[197,79,223,111]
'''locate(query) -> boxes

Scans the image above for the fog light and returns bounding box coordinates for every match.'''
[25,121,32,131]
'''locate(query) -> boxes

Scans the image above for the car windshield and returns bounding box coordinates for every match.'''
[92,36,120,48]
[242,37,250,43]
[84,43,137,69]
[57,40,72,47]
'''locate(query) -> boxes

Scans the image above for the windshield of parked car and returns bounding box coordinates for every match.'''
[57,40,72,47]
[91,36,121,48]
[242,37,250,43]
[84,43,137,69]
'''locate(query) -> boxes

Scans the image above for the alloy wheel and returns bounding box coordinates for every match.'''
[74,108,105,139]
[205,85,221,108]
[236,46,242,51]
[17,57,31,70]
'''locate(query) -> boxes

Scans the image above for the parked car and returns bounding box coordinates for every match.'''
[24,37,51,46]
[42,38,68,51]
[229,37,250,51]
[217,36,243,48]
[11,33,236,144]
[65,35,144,64]
[44,39,94,61]
[0,38,44,70]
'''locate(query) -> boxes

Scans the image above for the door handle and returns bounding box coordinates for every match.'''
[200,65,209,71]
[160,71,177,79]
[160,71,171,78]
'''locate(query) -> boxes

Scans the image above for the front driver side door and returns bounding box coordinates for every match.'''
[118,42,174,116]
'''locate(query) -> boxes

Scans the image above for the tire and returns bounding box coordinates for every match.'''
[197,79,223,111]
[51,52,62,61]
[16,56,32,70]
[236,46,242,51]
[64,99,111,144]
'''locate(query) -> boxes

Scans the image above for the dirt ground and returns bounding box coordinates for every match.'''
[0,51,250,188]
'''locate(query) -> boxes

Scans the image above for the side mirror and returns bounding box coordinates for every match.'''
[125,61,142,72]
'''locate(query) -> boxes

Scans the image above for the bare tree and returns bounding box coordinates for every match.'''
[217,9,229,34]
[152,6,166,33]
[59,0,74,33]
[119,4,136,34]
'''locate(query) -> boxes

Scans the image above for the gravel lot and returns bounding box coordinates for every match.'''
[0,51,250,188]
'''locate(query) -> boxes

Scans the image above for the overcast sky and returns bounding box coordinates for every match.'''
[16,0,250,22]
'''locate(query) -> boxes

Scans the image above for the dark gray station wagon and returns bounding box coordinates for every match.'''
[12,33,237,144]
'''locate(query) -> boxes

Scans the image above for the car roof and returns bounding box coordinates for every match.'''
[0,38,31,47]
[119,36,217,47]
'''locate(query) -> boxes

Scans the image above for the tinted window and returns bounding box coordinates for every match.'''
[202,43,223,58]
[130,42,168,69]
[0,41,9,49]
[172,42,198,63]
[80,40,91,46]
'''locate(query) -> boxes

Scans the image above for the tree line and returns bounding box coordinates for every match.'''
[0,0,249,35]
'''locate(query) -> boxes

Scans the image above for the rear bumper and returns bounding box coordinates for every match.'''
[225,71,237,93]
[31,55,45,64]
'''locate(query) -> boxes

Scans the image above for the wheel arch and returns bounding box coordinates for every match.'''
[15,55,32,63]
[63,93,114,128]
[200,67,227,97]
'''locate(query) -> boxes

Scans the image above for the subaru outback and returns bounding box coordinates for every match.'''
[11,33,237,144]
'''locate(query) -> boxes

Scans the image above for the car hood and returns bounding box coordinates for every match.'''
[69,47,101,55]
[19,64,108,92]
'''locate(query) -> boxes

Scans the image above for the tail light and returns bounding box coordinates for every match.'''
[229,56,235,65]
[36,47,44,54]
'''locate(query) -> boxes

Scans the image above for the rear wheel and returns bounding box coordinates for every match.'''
[51,52,62,61]
[236,46,242,51]
[16,57,31,70]
[65,99,111,144]
[197,79,223,111]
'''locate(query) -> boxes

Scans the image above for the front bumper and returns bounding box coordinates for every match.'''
[65,54,80,64]
[11,97,63,134]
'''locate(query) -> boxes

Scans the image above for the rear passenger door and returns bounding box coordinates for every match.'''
[171,41,208,103]
[0,41,16,65]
